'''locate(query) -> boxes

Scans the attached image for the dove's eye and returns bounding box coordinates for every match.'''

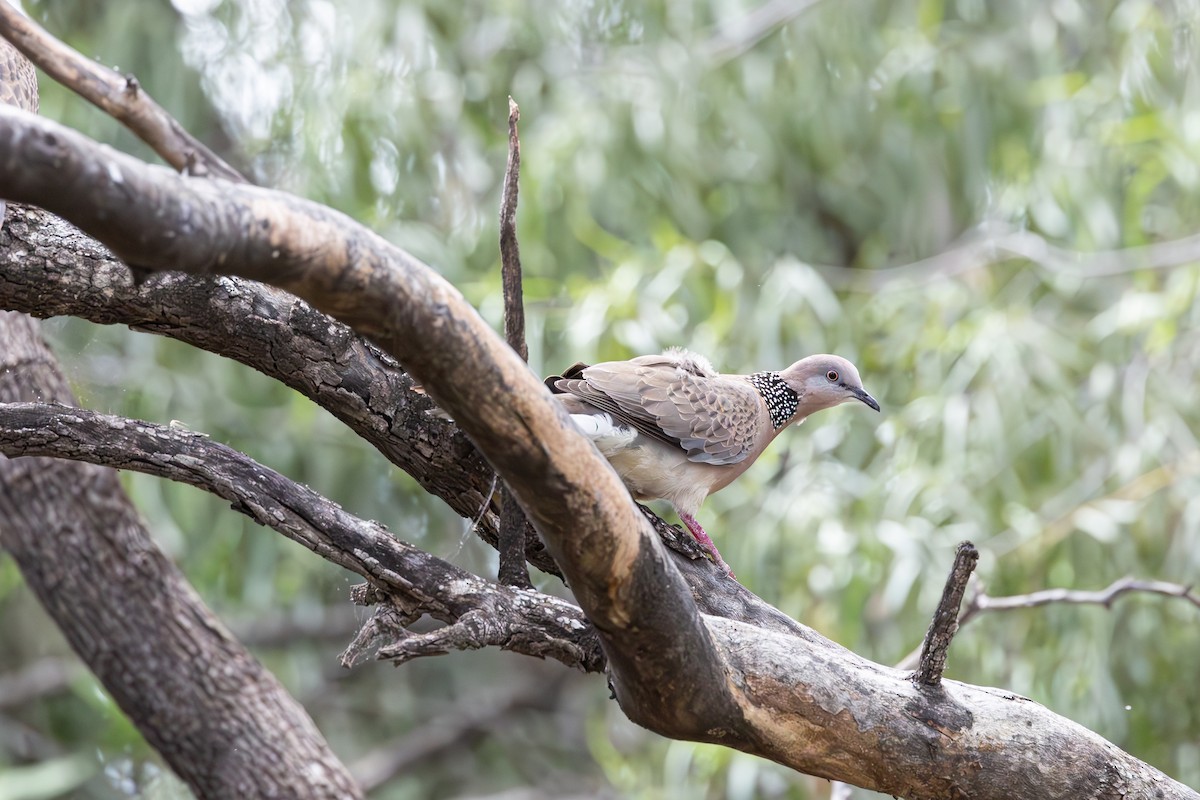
[826,370,840,382]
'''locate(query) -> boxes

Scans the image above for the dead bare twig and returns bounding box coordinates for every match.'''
[895,575,1200,673]
[0,3,244,182]
[497,96,533,589]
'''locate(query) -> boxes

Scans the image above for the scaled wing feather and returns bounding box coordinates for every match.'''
[551,354,762,466]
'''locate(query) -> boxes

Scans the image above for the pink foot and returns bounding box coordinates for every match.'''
[679,512,735,578]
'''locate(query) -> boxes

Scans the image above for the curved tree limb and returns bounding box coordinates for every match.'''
[0,206,556,574]
[0,103,737,747]
[0,400,604,672]
[1,106,1195,798]
[0,206,810,637]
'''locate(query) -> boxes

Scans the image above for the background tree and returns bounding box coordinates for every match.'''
[2,0,1200,798]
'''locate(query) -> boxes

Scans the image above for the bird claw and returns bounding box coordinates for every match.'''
[679,513,736,579]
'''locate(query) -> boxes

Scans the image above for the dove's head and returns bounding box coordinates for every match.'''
[782,355,880,414]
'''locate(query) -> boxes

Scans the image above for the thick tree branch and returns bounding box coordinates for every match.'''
[0,207,813,639]
[0,207,557,575]
[0,401,604,673]
[1,107,1195,798]
[0,106,665,610]
[0,99,752,757]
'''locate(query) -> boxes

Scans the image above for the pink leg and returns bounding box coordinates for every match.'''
[679,512,735,578]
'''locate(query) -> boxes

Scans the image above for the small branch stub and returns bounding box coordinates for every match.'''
[914,541,979,687]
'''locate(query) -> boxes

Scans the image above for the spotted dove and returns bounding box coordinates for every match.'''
[546,348,879,575]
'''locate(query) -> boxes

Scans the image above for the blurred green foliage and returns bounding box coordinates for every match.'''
[2,0,1199,797]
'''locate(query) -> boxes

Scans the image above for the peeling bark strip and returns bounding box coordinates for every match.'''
[0,314,362,799]
[0,108,1196,798]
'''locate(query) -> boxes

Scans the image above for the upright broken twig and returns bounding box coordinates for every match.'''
[499,97,527,363]
[497,96,532,588]
[914,541,978,686]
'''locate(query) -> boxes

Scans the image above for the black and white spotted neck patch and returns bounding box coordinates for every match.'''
[748,371,798,429]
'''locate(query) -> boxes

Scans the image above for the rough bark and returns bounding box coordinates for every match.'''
[2,31,360,799]
[0,400,604,672]
[0,312,362,799]
[0,205,810,636]
[0,206,558,575]
[914,541,978,687]
[1,106,1193,799]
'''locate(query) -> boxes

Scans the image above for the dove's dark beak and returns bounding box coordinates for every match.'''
[852,387,880,412]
